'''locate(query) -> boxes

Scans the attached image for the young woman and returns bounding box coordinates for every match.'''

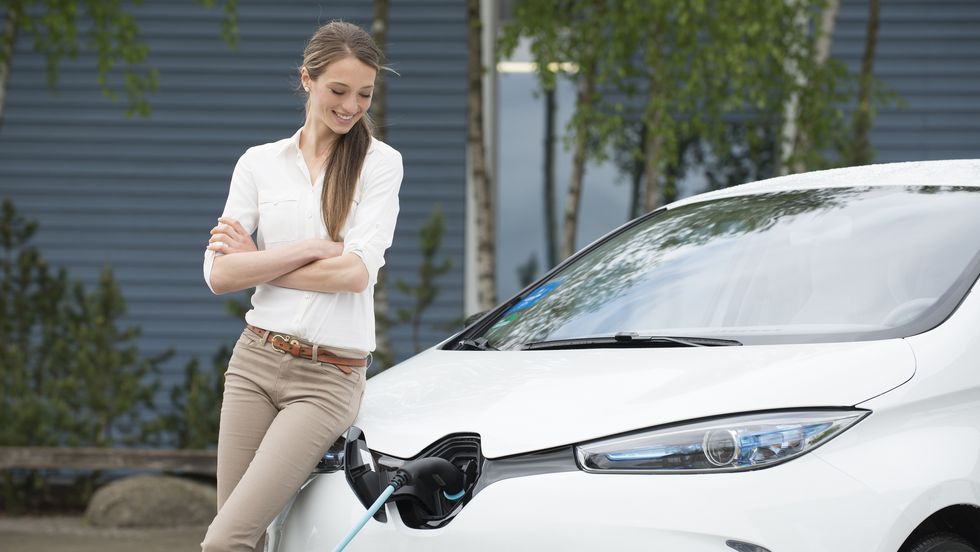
[200,21,402,552]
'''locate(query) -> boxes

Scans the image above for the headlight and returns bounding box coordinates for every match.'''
[575,409,868,473]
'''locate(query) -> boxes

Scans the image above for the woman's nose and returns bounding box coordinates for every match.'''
[343,95,359,113]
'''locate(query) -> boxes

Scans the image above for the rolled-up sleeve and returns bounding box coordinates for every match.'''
[203,150,259,293]
[343,148,403,288]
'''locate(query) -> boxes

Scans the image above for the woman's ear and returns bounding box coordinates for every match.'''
[300,66,311,92]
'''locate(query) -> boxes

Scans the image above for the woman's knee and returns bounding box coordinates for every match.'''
[200,531,229,552]
[200,520,265,552]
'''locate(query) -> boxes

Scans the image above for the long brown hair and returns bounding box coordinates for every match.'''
[302,21,383,240]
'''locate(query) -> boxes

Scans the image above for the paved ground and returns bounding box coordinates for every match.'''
[0,515,207,552]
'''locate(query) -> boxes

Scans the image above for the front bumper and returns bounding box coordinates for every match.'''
[273,450,898,552]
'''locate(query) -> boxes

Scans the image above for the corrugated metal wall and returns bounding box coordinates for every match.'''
[833,0,980,161]
[0,1,467,406]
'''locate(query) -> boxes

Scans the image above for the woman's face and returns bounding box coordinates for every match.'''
[303,56,377,136]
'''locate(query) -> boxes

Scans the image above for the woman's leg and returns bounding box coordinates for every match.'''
[202,344,365,552]
[203,332,280,552]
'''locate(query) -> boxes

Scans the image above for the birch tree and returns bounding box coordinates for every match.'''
[499,0,617,260]
[780,0,840,174]
[371,0,394,370]
[504,0,888,247]
[468,0,495,309]
[503,1,819,245]
[618,1,839,212]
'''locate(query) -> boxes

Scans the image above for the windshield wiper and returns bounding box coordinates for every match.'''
[456,337,498,351]
[522,332,742,351]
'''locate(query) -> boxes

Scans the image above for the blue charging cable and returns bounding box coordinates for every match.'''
[331,482,397,552]
[331,463,465,552]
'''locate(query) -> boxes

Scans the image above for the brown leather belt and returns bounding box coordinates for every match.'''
[245,324,367,374]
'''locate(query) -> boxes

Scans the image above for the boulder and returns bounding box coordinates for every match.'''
[85,475,216,528]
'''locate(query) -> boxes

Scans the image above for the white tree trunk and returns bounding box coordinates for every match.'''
[368,0,394,371]
[642,116,663,213]
[561,68,595,260]
[779,0,839,175]
[467,0,495,309]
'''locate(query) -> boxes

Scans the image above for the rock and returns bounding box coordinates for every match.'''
[85,475,216,528]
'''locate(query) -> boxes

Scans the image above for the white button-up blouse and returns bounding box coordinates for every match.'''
[203,129,403,354]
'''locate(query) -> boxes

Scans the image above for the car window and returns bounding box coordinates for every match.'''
[476,186,980,349]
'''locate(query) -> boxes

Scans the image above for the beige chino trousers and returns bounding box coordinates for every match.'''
[201,327,366,552]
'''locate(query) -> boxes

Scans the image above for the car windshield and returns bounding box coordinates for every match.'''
[476,186,980,349]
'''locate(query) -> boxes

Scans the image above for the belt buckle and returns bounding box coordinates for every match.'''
[270,333,297,354]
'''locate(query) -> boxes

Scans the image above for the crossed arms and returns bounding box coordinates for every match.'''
[205,216,369,295]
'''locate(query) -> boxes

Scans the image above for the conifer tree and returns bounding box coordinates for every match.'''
[0,199,167,512]
[396,205,453,355]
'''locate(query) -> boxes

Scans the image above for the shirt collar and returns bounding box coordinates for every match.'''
[277,128,303,158]
[277,128,377,158]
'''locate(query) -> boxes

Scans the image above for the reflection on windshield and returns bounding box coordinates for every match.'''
[481,186,980,349]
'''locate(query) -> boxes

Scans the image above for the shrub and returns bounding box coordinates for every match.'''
[0,199,168,512]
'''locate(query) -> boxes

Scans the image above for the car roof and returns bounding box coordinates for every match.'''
[666,159,980,210]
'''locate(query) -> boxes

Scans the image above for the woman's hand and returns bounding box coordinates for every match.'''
[207,216,343,260]
[207,217,257,255]
[311,238,345,260]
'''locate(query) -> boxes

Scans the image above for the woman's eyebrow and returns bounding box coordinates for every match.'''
[327,82,375,90]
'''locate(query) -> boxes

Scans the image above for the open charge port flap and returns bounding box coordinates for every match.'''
[349,432,483,530]
[343,427,386,522]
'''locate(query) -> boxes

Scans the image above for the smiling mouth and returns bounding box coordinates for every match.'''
[333,111,355,123]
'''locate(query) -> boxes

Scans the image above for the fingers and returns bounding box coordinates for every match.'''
[207,218,257,255]
[211,223,238,241]
[207,229,230,253]
[228,217,249,236]
[217,217,249,239]
[306,238,341,259]
[206,241,227,252]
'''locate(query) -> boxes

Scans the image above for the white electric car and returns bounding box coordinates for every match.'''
[271,160,980,552]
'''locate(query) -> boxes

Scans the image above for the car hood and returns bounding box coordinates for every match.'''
[356,339,915,458]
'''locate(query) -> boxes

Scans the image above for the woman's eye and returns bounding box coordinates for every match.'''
[359,94,372,99]
[330,89,344,95]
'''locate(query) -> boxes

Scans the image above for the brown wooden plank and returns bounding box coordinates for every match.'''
[0,447,216,475]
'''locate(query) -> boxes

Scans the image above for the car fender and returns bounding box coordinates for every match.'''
[818,289,980,552]
[874,480,980,552]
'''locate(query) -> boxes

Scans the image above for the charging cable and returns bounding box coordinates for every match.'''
[332,458,465,552]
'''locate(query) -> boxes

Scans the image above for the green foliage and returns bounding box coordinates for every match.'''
[0,199,168,512]
[500,0,901,210]
[222,288,251,320]
[0,0,238,117]
[609,0,838,177]
[152,293,248,449]
[198,0,239,48]
[395,204,453,354]
[499,0,617,164]
[156,344,230,449]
